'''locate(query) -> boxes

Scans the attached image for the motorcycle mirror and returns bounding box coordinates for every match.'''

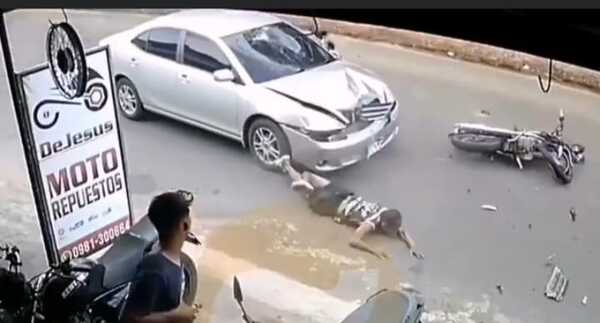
[233,276,244,302]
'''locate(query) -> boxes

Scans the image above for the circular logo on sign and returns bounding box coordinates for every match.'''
[46,22,87,99]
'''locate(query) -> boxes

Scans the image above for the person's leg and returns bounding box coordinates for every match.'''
[275,155,315,191]
[302,172,331,189]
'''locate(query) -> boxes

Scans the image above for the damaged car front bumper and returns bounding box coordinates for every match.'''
[282,105,400,172]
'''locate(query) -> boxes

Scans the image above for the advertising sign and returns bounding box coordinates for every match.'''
[18,48,132,263]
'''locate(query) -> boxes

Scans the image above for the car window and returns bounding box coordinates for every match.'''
[183,33,230,73]
[147,28,180,61]
[131,31,149,51]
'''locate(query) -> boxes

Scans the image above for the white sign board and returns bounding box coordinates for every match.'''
[19,48,132,262]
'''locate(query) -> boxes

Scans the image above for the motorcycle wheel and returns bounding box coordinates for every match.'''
[449,133,503,153]
[181,252,198,306]
[539,145,573,184]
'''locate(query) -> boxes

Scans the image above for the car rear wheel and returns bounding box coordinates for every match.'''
[248,118,291,171]
[116,77,145,120]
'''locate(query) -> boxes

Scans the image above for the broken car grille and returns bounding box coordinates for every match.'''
[357,101,396,122]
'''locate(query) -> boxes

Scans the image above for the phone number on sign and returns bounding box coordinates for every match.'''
[61,221,130,261]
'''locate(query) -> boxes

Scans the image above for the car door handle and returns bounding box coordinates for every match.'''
[179,73,190,84]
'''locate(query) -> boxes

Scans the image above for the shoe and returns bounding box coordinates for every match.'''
[292,179,314,191]
[273,155,291,171]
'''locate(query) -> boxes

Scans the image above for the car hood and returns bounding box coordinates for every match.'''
[262,60,394,124]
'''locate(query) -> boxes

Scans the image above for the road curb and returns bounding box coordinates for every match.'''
[95,9,600,93]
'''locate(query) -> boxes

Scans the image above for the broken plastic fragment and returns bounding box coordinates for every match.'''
[480,109,491,116]
[545,253,556,267]
[545,266,568,302]
[481,204,498,212]
[582,296,588,305]
[496,284,504,295]
[569,207,577,222]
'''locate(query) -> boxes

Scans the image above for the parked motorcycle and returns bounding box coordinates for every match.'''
[0,216,201,323]
[449,109,585,184]
[232,276,425,323]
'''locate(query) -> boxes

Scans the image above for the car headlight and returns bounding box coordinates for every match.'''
[301,129,347,142]
[297,116,347,142]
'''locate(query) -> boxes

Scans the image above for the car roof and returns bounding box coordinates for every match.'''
[142,9,283,38]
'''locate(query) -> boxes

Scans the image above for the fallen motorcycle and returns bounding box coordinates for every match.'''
[449,109,585,184]
[232,276,425,323]
[0,216,201,323]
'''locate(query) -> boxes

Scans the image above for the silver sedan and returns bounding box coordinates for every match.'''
[100,9,400,171]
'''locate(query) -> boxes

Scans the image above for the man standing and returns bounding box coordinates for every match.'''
[123,191,199,323]
[275,156,424,260]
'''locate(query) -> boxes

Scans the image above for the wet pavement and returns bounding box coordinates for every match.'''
[2,9,600,323]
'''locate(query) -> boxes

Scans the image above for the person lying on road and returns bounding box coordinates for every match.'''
[274,155,424,260]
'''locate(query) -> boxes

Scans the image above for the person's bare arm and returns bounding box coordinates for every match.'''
[397,228,424,260]
[349,222,388,259]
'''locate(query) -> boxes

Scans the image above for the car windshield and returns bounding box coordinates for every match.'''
[222,22,335,83]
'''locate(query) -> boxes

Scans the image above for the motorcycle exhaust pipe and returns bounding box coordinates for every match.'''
[453,123,521,138]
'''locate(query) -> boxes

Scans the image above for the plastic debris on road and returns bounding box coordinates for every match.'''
[481,204,498,212]
[569,207,577,222]
[528,223,532,230]
[545,253,556,267]
[479,109,491,117]
[496,284,504,295]
[545,266,568,302]
[582,296,588,306]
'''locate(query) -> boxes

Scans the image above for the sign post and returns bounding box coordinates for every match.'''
[1,11,132,265]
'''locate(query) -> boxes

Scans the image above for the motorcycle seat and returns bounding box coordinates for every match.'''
[96,217,158,290]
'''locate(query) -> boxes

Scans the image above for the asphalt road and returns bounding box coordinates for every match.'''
[2,9,600,323]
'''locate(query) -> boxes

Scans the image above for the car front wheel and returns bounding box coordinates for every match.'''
[248,118,291,171]
[116,77,145,120]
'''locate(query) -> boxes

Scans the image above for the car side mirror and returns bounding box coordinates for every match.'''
[233,276,243,302]
[213,68,235,82]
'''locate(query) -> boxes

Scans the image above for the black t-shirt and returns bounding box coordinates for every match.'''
[123,253,185,318]
[308,184,390,230]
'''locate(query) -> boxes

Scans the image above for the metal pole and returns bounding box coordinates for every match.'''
[0,10,58,266]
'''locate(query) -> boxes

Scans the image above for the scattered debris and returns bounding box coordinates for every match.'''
[479,109,491,116]
[569,207,577,222]
[545,266,568,302]
[448,153,453,159]
[582,296,588,306]
[447,51,455,57]
[496,284,504,295]
[481,204,498,212]
[528,223,532,230]
[466,188,471,194]
[545,253,556,267]
[489,154,495,162]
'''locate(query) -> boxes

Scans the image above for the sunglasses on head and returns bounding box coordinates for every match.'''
[176,190,194,206]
